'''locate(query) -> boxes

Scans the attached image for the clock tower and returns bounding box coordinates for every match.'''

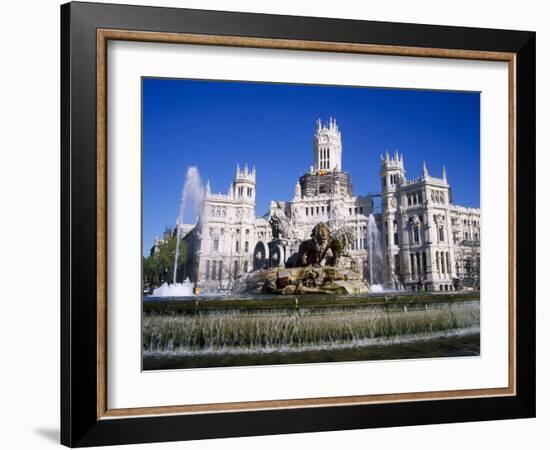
[313,117,342,173]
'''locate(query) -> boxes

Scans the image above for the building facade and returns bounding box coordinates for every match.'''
[180,163,271,291]
[379,152,480,291]
[180,118,480,292]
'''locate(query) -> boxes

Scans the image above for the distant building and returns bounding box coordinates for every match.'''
[176,118,480,291]
[150,224,194,256]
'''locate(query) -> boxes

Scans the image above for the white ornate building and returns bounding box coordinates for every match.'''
[180,118,480,292]
[379,151,480,291]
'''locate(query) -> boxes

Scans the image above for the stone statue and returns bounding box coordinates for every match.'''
[293,222,332,267]
[288,222,354,268]
[269,201,291,240]
[325,226,355,268]
[233,222,369,295]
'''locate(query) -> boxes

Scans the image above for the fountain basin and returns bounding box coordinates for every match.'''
[142,294,480,370]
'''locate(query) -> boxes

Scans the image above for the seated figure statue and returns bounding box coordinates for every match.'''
[269,201,291,240]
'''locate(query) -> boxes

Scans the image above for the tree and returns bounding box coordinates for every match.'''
[142,235,187,288]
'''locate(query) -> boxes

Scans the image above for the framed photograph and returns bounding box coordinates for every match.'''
[61,1,535,447]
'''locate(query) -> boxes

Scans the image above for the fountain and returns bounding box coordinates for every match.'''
[144,183,478,370]
[365,213,385,291]
[154,166,204,297]
[152,280,194,297]
[235,222,370,295]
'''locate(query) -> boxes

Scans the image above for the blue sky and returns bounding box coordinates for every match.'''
[143,78,480,254]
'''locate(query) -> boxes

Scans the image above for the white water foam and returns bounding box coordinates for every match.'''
[152,281,194,297]
[144,326,480,357]
[370,284,385,293]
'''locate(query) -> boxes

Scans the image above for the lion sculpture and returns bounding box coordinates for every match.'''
[287,223,354,268]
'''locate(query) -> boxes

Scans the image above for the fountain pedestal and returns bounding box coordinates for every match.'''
[233,265,369,295]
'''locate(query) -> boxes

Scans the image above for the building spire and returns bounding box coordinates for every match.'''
[442,166,447,183]
[294,180,301,198]
[422,161,429,177]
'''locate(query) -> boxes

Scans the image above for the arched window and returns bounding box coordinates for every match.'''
[218,261,223,280]
[233,260,239,279]
[244,241,249,253]
[436,251,440,274]
[205,260,210,280]
[243,261,249,273]
[235,240,240,253]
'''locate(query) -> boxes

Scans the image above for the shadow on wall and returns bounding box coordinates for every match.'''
[33,428,59,444]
